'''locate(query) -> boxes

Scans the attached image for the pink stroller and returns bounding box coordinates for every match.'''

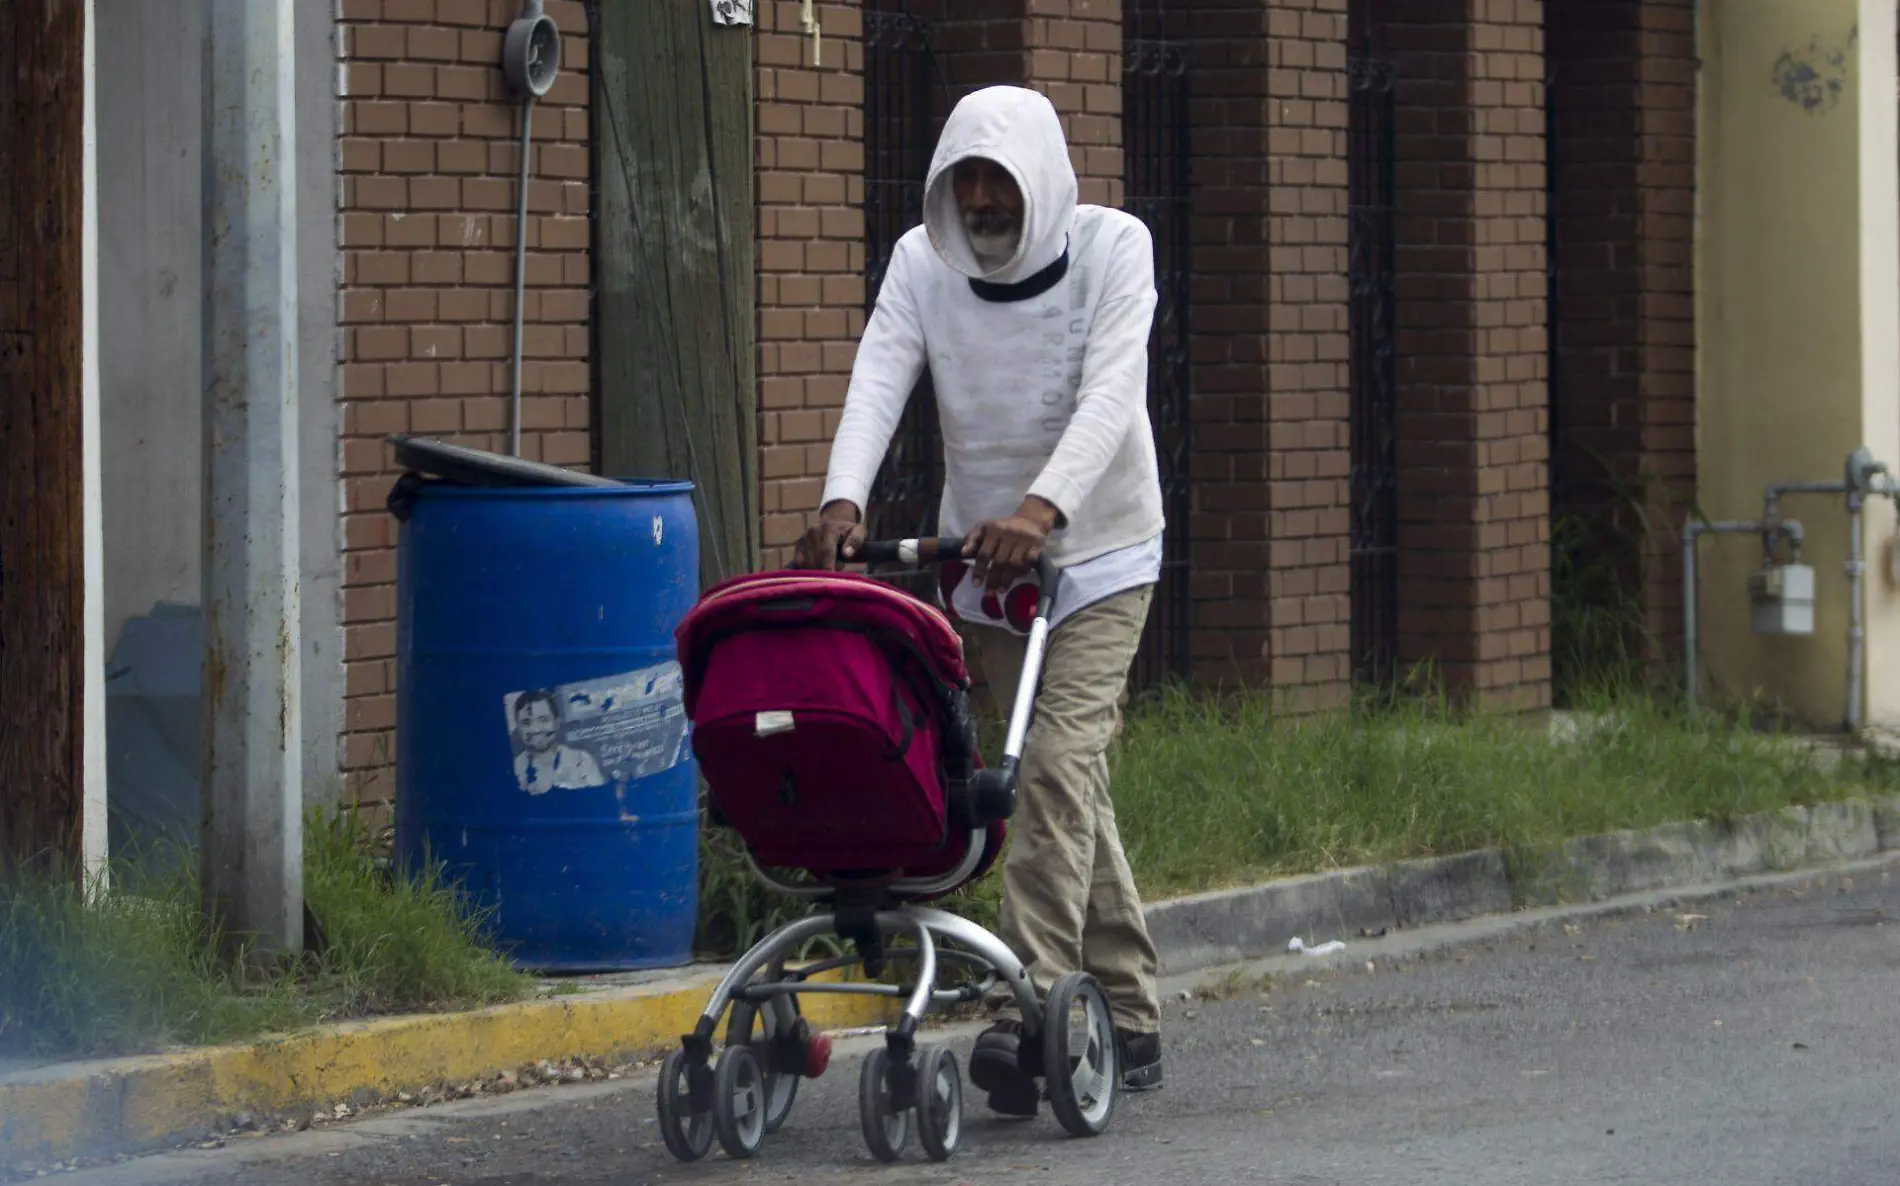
[654,537,1121,1164]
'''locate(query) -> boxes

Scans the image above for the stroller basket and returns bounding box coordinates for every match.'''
[678,568,986,883]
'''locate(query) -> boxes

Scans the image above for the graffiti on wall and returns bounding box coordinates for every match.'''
[1771,31,1852,115]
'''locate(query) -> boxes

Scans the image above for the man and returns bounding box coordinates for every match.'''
[793,85,1166,1113]
[511,690,606,794]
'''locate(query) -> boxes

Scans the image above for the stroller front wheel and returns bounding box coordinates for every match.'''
[656,1049,714,1162]
[916,1045,964,1162]
[858,1047,911,1163]
[712,1046,768,1160]
[726,994,801,1132]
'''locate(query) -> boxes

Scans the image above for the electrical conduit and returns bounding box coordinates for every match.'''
[503,0,556,457]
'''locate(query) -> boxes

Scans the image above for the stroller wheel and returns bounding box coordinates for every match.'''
[1042,972,1119,1139]
[915,1045,963,1162]
[656,1049,714,1162]
[712,1046,768,1160]
[726,995,801,1132]
[858,1047,911,1163]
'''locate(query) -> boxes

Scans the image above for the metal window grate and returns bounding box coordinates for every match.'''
[1124,0,1194,692]
[861,1,942,594]
[1347,0,1400,688]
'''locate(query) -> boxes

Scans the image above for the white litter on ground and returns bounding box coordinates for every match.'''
[1286,937,1347,956]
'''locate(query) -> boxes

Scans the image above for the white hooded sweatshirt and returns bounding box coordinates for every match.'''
[821,86,1164,627]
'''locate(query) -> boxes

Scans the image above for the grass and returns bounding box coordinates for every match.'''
[0,809,528,1061]
[13,666,1887,1056]
[695,679,1900,958]
[1105,683,1896,897]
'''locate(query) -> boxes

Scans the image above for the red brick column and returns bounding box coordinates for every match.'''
[1385,0,1551,709]
[335,0,594,804]
[1027,1,1125,208]
[1183,0,1352,704]
[1546,0,1695,672]
[756,2,867,569]
[914,0,1123,202]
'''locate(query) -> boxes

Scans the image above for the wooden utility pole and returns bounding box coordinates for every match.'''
[596,3,758,585]
[0,0,88,871]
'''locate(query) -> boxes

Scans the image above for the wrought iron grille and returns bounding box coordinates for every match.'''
[1545,57,1564,508]
[1124,1,1193,691]
[861,2,941,590]
[1347,4,1400,687]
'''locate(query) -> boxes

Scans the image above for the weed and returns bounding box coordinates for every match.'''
[0,808,530,1060]
[301,809,528,1017]
[0,852,298,1058]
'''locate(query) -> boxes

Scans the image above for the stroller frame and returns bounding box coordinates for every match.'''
[656,539,1123,1166]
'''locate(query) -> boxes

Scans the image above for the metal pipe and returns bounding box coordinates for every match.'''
[1763,480,1847,559]
[1682,519,1801,709]
[1760,470,1894,733]
[509,94,536,456]
[1847,493,1866,733]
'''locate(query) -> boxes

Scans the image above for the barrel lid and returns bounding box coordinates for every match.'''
[389,435,623,490]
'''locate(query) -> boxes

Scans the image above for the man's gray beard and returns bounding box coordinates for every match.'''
[966,225,1020,269]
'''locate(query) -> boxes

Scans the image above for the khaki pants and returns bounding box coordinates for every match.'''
[965,586,1162,1034]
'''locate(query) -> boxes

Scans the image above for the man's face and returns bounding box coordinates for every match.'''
[952,157,1024,261]
[517,699,559,753]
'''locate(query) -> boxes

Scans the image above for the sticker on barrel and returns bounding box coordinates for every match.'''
[504,661,690,795]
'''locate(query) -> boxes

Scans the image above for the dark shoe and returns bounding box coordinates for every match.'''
[969,1020,1039,1117]
[1117,1029,1164,1092]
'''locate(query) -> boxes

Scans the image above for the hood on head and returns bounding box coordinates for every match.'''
[922,85,1078,284]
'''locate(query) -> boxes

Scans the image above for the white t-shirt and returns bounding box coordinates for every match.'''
[948,533,1161,635]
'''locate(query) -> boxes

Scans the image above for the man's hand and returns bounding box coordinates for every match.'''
[964,496,1061,592]
[793,501,867,570]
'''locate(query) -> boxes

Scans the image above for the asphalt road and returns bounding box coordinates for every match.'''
[61,862,1900,1186]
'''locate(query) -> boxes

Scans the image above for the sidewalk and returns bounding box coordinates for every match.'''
[7,794,1899,1174]
[0,963,896,1174]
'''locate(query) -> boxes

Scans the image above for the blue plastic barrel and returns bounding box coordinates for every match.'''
[391,478,700,973]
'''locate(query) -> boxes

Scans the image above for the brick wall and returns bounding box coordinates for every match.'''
[1629,0,1695,656]
[1386,0,1551,708]
[1546,0,1695,669]
[756,2,867,569]
[1184,0,1351,701]
[335,0,594,805]
[1027,1,1125,209]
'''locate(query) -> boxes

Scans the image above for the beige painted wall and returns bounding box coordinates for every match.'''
[1695,0,1900,730]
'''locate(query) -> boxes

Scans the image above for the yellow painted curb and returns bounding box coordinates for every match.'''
[0,966,896,1168]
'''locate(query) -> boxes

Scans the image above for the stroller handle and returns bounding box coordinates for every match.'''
[848,536,967,566]
[846,537,1064,610]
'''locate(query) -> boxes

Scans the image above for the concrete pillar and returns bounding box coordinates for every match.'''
[1694,0,1900,731]
[202,0,303,952]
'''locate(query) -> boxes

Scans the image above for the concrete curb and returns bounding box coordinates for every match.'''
[1147,795,1900,975]
[0,966,895,1170]
[11,793,1900,1170]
